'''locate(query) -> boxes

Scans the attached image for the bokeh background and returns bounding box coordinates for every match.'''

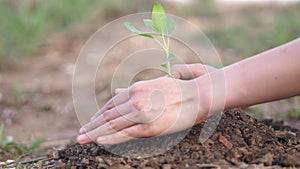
[0,0,299,160]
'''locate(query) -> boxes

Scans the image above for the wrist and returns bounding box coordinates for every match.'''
[189,75,212,124]
[192,69,228,123]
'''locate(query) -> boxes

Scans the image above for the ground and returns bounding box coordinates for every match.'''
[16,109,300,168]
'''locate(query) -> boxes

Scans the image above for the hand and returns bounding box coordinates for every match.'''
[77,77,211,145]
[171,63,217,80]
[113,64,217,95]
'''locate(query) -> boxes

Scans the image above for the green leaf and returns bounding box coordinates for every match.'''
[28,138,45,153]
[161,53,175,67]
[139,33,154,39]
[124,22,154,39]
[143,19,155,31]
[152,3,167,34]
[164,15,176,35]
[124,22,141,34]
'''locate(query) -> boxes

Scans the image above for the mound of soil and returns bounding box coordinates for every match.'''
[36,109,300,168]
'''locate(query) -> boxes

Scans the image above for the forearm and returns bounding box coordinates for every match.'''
[224,38,300,108]
[196,38,300,112]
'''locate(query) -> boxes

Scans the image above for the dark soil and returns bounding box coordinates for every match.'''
[27,109,300,168]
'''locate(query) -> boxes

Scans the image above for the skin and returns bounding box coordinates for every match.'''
[77,37,300,145]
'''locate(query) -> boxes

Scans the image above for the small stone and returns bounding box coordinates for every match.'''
[81,158,89,165]
[104,159,113,166]
[6,159,14,164]
[95,156,104,163]
[47,149,59,159]
[162,164,172,169]
[218,135,233,149]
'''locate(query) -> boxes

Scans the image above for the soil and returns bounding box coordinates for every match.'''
[22,109,299,168]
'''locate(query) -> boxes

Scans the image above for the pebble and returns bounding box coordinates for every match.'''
[95,156,104,163]
[6,159,14,164]
[81,158,89,165]
[162,164,172,169]
[218,135,233,149]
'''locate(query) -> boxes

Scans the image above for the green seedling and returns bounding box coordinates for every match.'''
[0,124,14,150]
[0,124,44,160]
[124,3,176,77]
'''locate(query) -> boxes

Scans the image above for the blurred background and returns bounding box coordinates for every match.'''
[0,0,299,160]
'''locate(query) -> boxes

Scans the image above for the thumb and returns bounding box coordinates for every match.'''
[171,70,181,79]
[171,64,194,80]
[171,65,183,79]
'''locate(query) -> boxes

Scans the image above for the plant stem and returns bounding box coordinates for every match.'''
[161,33,168,51]
[166,36,171,76]
[166,50,172,77]
[154,39,167,51]
[160,33,172,77]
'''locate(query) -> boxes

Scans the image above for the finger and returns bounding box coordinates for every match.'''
[80,115,106,134]
[96,130,133,145]
[171,64,215,80]
[115,88,126,95]
[171,69,181,79]
[193,64,217,77]
[171,64,193,80]
[77,112,138,144]
[91,89,130,121]
[90,98,113,122]
[80,101,134,134]
[95,124,148,145]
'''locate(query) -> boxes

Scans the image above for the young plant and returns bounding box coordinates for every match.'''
[0,124,44,160]
[124,3,176,77]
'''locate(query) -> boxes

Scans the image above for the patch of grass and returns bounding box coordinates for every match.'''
[258,8,300,50]
[287,108,300,119]
[246,107,265,120]
[0,0,157,68]
[206,5,300,60]
[0,124,44,161]
[0,0,102,61]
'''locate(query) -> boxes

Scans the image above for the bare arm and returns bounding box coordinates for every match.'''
[198,38,300,111]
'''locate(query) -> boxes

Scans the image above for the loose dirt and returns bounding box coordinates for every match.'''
[25,109,299,168]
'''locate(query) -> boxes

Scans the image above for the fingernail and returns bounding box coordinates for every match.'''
[77,134,88,143]
[107,103,114,109]
[79,128,86,134]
